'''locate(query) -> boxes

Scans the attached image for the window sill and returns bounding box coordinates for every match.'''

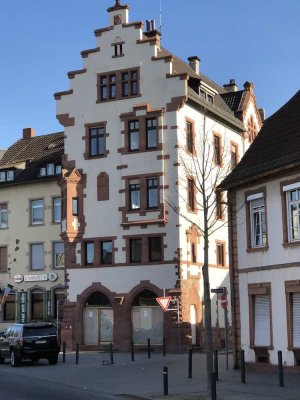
[250,345,274,350]
[96,94,141,104]
[282,241,300,248]
[29,223,45,227]
[121,219,166,227]
[246,246,269,253]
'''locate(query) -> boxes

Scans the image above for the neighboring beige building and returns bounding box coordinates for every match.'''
[54,1,262,351]
[0,129,65,329]
[221,91,300,367]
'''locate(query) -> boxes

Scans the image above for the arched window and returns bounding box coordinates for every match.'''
[132,289,163,344]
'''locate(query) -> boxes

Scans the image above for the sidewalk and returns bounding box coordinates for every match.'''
[4,351,300,399]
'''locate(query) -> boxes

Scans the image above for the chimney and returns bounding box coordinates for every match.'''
[223,79,239,92]
[243,81,254,93]
[188,56,200,75]
[23,128,35,140]
[144,19,161,45]
[259,108,266,122]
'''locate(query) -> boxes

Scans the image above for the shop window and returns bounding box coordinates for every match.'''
[31,291,44,321]
[3,292,15,321]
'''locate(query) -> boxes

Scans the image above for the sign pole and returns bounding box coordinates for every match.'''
[225,307,229,370]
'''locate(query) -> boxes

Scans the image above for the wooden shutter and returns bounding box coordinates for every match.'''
[293,293,300,347]
[97,172,109,201]
[0,246,7,272]
[254,295,271,346]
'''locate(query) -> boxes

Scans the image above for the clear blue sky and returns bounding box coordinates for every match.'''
[1,0,299,148]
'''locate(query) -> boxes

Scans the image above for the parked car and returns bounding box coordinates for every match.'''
[0,322,60,367]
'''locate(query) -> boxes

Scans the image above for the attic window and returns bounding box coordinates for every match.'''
[199,89,214,104]
[0,170,14,182]
[39,163,61,177]
[47,142,58,150]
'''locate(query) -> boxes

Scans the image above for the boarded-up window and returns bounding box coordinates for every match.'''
[97,172,109,201]
[0,246,7,272]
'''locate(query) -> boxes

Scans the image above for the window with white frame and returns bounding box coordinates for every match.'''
[30,243,44,270]
[0,203,8,229]
[53,242,64,268]
[248,193,267,248]
[284,185,300,242]
[30,199,44,225]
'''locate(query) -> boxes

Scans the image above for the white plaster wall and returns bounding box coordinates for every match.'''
[236,173,300,269]
[68,263,177,302]
[240,267,300,366]
[236,173,300,365]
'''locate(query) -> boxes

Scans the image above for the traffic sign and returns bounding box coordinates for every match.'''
[156,296,171,312]
[211,287,225,294]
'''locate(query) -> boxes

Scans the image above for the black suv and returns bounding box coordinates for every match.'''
[0,322,60,367]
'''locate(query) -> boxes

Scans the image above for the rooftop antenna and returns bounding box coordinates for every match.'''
[159,0,163,39]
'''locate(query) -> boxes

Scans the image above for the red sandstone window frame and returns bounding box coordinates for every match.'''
[97,67,140,103]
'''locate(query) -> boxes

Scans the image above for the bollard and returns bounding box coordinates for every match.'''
[163,337,166,357]
[63,342,66,363]
[75,343,79,365]
[211,372,217,400]
[214,350,219,381]
[278,351,284,387]
[240,349,245,384]
[110,342,114,365]
[131,340,134,362]
[147,338,151,359]
[188,348,193,378]
[163,366,168,396]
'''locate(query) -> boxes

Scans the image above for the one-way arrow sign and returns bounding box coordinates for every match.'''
[156,296,171,312]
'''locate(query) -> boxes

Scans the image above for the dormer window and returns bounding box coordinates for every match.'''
[39,163,61,177]
[0,170,14,182]
[199,88,214,104]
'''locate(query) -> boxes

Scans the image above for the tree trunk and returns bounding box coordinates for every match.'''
[203,231,213,393]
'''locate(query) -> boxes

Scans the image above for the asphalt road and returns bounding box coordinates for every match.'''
[0,362,116,400]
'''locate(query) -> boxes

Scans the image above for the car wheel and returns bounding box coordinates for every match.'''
[48,355,58,365]
[10,349,21,367]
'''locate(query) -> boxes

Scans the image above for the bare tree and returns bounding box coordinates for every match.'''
[168,114,233,392]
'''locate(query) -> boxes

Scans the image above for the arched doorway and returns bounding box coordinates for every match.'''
[131,289,163,344]
[83,292,113,345]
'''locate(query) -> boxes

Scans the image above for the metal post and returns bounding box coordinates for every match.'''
[278,351,284,387]
[188,348,193,378]
[163,366,168,396]
[163,337,166,356]
[131,340,134,362]
[214,350,219,381]
[110,342,114,364]
[241,349,245,384]
[63,342,66,363]
[75,343,79,365]
[211,372,217,400]
[224,308,229,370]
[147,338,151,359]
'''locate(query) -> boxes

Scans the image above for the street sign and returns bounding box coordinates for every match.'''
[156,296,171,312]
[211,287,225,294]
